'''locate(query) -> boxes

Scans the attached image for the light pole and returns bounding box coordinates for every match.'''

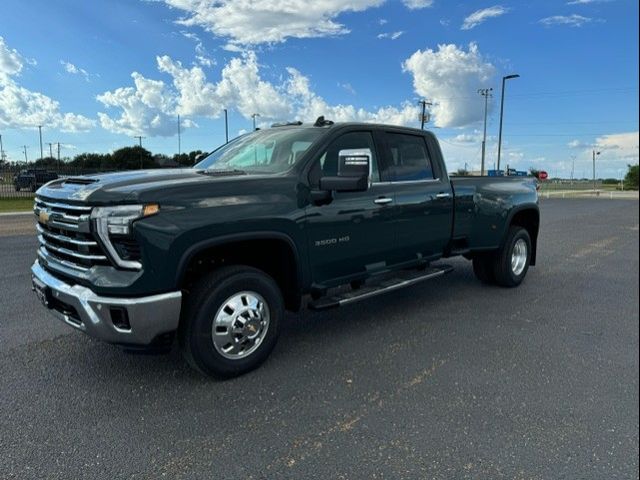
[224,109,229,144]
[592,149,601,193]
[38,125,44,160]
[496,74,519,172]
[251,113,260,131]
[478,88,493,176]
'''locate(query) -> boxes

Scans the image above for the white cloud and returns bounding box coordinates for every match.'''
[539,14,596,27]
[97,50,420,137]
[566,0,610,4]
[96,71,178,137]
[378,18,388,25]
[402,0,434,9]
[0,36,24,84]
[157,0,385,46]
[0,37,94,132]
[377,31,404,40]
[60,60,91,81]
[595,132,639,159]
[180,32,215,67]
[461,6,509,30]
[568,139,590,148]
[338,82,356,95]
[402,43,496,127]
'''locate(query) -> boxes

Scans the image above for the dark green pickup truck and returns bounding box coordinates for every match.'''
[31,119,539,377]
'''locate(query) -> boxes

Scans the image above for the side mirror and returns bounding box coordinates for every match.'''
[319,148,371,193]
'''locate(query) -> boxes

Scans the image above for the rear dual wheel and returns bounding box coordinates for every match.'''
[472,226,531,287]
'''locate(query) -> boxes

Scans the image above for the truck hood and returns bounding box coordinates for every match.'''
[37,168,253,204]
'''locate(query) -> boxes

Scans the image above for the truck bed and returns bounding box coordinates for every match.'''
[450,176,539,252]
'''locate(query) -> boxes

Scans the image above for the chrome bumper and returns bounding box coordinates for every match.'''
[31,261,182,345]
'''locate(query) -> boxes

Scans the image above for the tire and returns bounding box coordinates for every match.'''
[178,265,283,378]
[492,226,532,288]
[472,253,497,284]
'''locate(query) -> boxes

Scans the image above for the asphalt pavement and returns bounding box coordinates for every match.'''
[1,199,638,479]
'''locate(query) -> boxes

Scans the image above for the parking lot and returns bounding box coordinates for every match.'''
[1,199,638,479]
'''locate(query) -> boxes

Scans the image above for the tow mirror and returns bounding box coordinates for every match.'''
[319,148,371,193]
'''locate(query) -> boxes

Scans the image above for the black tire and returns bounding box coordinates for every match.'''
[472,253,497,284]
[178,265,283,378]
[493,226,532,288]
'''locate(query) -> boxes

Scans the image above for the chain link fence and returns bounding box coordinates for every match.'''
[0,165,124,199]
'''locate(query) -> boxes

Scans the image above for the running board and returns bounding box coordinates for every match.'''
[308,265,453,311]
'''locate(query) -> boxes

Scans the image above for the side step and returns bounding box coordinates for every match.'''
[308,264,453,311]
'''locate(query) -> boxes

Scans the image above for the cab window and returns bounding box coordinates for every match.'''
[385,133,435,182]
[309,131,380,187]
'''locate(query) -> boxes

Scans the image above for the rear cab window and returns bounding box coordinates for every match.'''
[384,132,435,182]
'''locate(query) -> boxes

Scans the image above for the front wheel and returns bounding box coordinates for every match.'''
[178,265,283,378]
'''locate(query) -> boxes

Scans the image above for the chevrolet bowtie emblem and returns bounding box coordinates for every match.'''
[38,210,50,224]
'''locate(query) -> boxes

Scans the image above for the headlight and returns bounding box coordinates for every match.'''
[91,204,158,269]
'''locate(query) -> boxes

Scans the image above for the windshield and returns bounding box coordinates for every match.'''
[195,128,325,174]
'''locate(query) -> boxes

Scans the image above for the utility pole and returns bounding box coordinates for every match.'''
[134,136,145,169]
[478,88,493,176]
[592,149,601,193]
[224,109,229,144]
[178,114,181,156]
[251,113,260,131]
[46,142,53,158]
[23,145,28,163]
[496,74,519,171]
[57,142,61,172]
[418,100,433,130]
[0,134,5,163]
[38,125,44,160]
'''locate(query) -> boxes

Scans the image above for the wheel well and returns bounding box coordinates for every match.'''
[510,209,540,265]
[180,238,301,311]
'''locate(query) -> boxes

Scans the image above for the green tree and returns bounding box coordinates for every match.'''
[624,164,639,189]
[111,146,155,170]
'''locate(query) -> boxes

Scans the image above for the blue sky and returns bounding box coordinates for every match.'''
[0,0,638,178]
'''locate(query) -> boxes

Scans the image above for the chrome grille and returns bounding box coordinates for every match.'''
[34,197,109,271]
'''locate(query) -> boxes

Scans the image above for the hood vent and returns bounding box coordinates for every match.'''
[64,177,98,185]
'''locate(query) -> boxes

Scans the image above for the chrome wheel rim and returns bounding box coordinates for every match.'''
[212,291,270,360]
[511,238,528,276]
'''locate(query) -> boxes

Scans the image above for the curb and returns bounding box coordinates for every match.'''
[0,210,33,217]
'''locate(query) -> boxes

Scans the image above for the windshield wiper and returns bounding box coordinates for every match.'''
[197,169,247,176]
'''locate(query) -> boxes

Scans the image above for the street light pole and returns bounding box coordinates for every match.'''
[251,113,260,131]
[478,88,493,176]
[224,109,229,144]
[497,74,519,172]
[38,125,44,160]
[592,149,601,193]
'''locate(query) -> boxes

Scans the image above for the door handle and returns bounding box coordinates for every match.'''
[374,197,393,205]
[435,192,450,199]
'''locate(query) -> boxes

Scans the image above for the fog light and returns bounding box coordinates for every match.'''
[110,307,131,331]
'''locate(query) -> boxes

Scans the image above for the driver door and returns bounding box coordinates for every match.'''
[304,130,397,286]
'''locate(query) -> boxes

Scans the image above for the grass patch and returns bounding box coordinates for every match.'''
[0,198,34,213]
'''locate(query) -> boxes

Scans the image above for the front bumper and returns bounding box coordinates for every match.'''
[31,261,182,346]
